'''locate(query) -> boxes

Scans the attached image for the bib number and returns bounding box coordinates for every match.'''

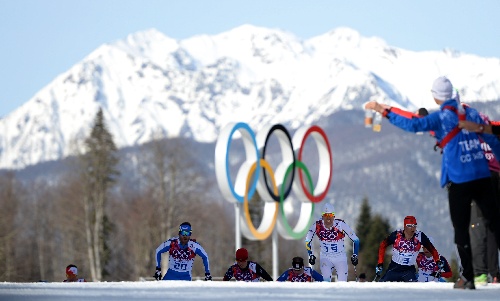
[174,262,188,271]
[323,243,338,253]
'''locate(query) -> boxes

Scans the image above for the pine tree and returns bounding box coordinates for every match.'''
[355,197,372,253]
[81,108,119,281]
[355,197,391,281]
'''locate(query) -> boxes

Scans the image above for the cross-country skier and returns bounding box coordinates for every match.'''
[370,101,500,285]
[154,222,211,281]
[223,248,273,281]
[63,264,86,282]
[376,216,442,282]
[416,241,452,282]
[304,202,360,282]
[365,76,500,289]
[276,256,323,282]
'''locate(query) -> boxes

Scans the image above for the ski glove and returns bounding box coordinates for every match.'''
[430,271,441,278]
[350,254,358,266]
[154,267,162,280]
[205,273,212,281]
[436,260,444,270]
[375,264,383,276]
[308,255,316,265]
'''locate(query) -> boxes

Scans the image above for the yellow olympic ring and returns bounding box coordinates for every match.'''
[241,159,279,240]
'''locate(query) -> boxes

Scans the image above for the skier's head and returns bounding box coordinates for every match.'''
[322,203,335,225]
[178,222,192,244]
[179,222,192,236]
[359,273,367,282]
[235,248,249,268]
[235,248,248,261]
[417,108,429,117]
[431,76,453,102]
[66,264,78,278]
[403,216,417,237]
[292,257,304,270]
[322,203,335,215]
[404,216,417,226]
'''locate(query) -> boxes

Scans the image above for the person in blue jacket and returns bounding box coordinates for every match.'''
[277,257,323,282]
[154,222,211,281]
[365,76,500,289]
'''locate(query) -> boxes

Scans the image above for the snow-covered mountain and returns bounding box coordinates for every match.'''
[1,25,500,170]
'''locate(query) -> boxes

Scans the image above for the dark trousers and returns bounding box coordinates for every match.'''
[470,172,500,278]
[379,261,417,282]
[448,177,500,282]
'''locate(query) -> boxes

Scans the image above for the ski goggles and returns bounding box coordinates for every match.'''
[405,224,417,228]
[179,230,192,236]
[236,258,247,262]
[322,212,335,218]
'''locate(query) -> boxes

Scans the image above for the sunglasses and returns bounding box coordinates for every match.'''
[405,224,417,228]
[180,230,192,236]
[322,212,335,218]
[236,258,247,262]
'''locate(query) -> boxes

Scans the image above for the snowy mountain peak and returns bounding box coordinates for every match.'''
[1,26,500,170]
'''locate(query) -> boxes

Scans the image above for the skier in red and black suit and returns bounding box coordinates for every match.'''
[376,216,444,282]
[223,248,273,282]
[276,257,323,282]
[416,243,452,282]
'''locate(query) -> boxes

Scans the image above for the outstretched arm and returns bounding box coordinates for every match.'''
[378,231,397,265]
[195,245,210,274]
[459,120,497,134]
[341,222,359,255]
[364,101,390,113]
[276,270,290,282]
[155,240,172,268]
[311,269,324,282]
[304,222,317,256]
[438,256,453,278]
[222,266,234,281]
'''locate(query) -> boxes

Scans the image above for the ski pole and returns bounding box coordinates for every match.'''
[353,265,358,282]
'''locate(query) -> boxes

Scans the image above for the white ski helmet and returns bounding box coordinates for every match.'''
[322,203,335,215]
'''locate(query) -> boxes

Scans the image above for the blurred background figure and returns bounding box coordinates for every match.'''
[63,264,86,282]
[358,273,367,282]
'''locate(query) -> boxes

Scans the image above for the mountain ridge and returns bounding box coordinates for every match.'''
[1,25,499,170]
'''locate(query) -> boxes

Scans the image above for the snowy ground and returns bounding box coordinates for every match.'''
[1,281,499,301]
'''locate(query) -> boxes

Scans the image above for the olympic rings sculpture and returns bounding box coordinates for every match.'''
[215,122,333,240]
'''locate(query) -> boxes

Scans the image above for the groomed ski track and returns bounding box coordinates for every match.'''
[1,281,499,301]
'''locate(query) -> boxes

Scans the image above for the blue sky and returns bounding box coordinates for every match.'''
[1,0,499,117]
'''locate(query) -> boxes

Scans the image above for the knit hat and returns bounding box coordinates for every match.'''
[404,216,417,225]
[235,248,248,260]
[322,203,335,214]
[292,257,304,270]
[66,265,78,276]
[431,76,453,101]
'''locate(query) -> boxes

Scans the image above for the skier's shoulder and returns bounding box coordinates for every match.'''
[188,239,202,247]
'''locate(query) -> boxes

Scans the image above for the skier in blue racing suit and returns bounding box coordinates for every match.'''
[154,222,211,281]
